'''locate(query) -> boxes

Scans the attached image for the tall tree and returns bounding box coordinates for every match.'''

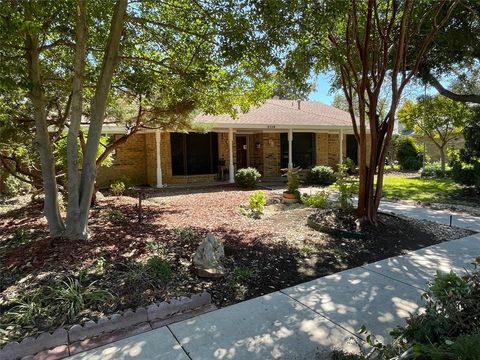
[0,0,280,239]
[286,0,461,223]
[397,95,472,171]
[416,1,480,103]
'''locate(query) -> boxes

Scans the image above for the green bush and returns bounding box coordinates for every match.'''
[145,256,172,282]
[396,136,423,171]
[343,157,357,175]
[249,190,266,215]
[301,191,329,208]
[110,180,126,196]
[306,165,336,185]
[421,161,450,178]
[234,167,261,188]
[449,149,480,190]
[2,173,32,197]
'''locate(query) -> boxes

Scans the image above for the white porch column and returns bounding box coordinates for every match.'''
[339,129,344,165]
[228,128,234,183]
[155,130,163,187]
[288,128,293,169]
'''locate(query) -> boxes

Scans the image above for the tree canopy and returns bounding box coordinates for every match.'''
[397,95,472,170]
[0,0,291,239]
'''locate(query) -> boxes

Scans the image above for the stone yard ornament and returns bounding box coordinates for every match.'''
[193,234,225,278]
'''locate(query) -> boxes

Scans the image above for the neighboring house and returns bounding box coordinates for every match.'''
[96,99,363,187]
[398,128,465,163]
[412,134,465,163]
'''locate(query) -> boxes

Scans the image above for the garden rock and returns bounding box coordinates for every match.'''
[193,234,225,278]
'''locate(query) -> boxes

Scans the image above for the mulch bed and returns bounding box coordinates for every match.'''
[0,187,475,346]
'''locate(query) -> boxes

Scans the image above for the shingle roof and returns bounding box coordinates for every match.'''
[194,99,353,129]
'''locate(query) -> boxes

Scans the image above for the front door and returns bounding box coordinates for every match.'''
[236,136,248,169]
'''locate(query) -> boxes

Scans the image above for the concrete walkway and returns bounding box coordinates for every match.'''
[68,203,480,360]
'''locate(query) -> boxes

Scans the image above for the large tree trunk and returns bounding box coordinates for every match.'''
[25,5,65,237]
[72,0,128,239]
[65,0,88,239]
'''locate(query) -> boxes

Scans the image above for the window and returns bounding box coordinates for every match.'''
[170,133,219,175]
[281,132,316,169]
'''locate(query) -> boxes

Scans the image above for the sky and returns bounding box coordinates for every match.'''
[309,72,336,105]
[309,71,439,105]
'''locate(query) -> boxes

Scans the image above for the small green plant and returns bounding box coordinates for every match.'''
[306,166,336,185]
[335,165,355,210]
[249,190,266,216]
[3,290,46,327]
[10,228,32,246]
[172,227,198,243]
[146,240,163,255]
[93,255,107,273]
[229,267,253,288]
[300,244,315,257]
[234,167,261,188]
[110,180,126,196]
[286,167,300,194]
[107,208,125,222]
[145,256,172,282]
[51,275,113,321]
[301,191,329,208]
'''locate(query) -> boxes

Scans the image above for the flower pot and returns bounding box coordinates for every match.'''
[282,191,297,204]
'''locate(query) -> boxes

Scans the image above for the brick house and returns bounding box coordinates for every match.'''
[96,99,362,188]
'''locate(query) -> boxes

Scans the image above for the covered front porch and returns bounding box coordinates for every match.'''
[147,126,356,187]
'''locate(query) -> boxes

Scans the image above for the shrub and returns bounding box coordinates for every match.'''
[107,208,125,222]
[449,149,480,191]
[2,173,32,197]
[286,168,300,194]
[301,191,329,208]
[421,161,450,178]
[343,157,357,175]
[335,166,355,210]
[110,180,126,196]
[249,191,266,215]
[306,165,336,185]
[145,256,172,282]
[51,275,113,321]
[396,136,423,171]
[234,167,261,188]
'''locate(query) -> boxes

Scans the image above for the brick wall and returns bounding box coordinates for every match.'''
[262,133,281,176]
[250,133,263,173]
[96,133,147,188]
[315,133,342,168]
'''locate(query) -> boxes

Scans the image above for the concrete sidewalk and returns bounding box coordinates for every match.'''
[68,205,480,360]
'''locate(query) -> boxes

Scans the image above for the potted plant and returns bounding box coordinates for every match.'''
[282,167,301,203]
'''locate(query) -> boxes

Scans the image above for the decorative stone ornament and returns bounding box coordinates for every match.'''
[192,234,225,278]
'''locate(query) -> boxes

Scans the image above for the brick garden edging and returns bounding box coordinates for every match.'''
[1,292,215,360]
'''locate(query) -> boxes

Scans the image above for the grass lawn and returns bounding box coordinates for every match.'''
[381,175,462,203]
[330,174,478,206]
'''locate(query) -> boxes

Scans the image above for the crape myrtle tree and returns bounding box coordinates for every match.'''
[0,0,291,239]
[397,95,472,172]
[286,0,461,223]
